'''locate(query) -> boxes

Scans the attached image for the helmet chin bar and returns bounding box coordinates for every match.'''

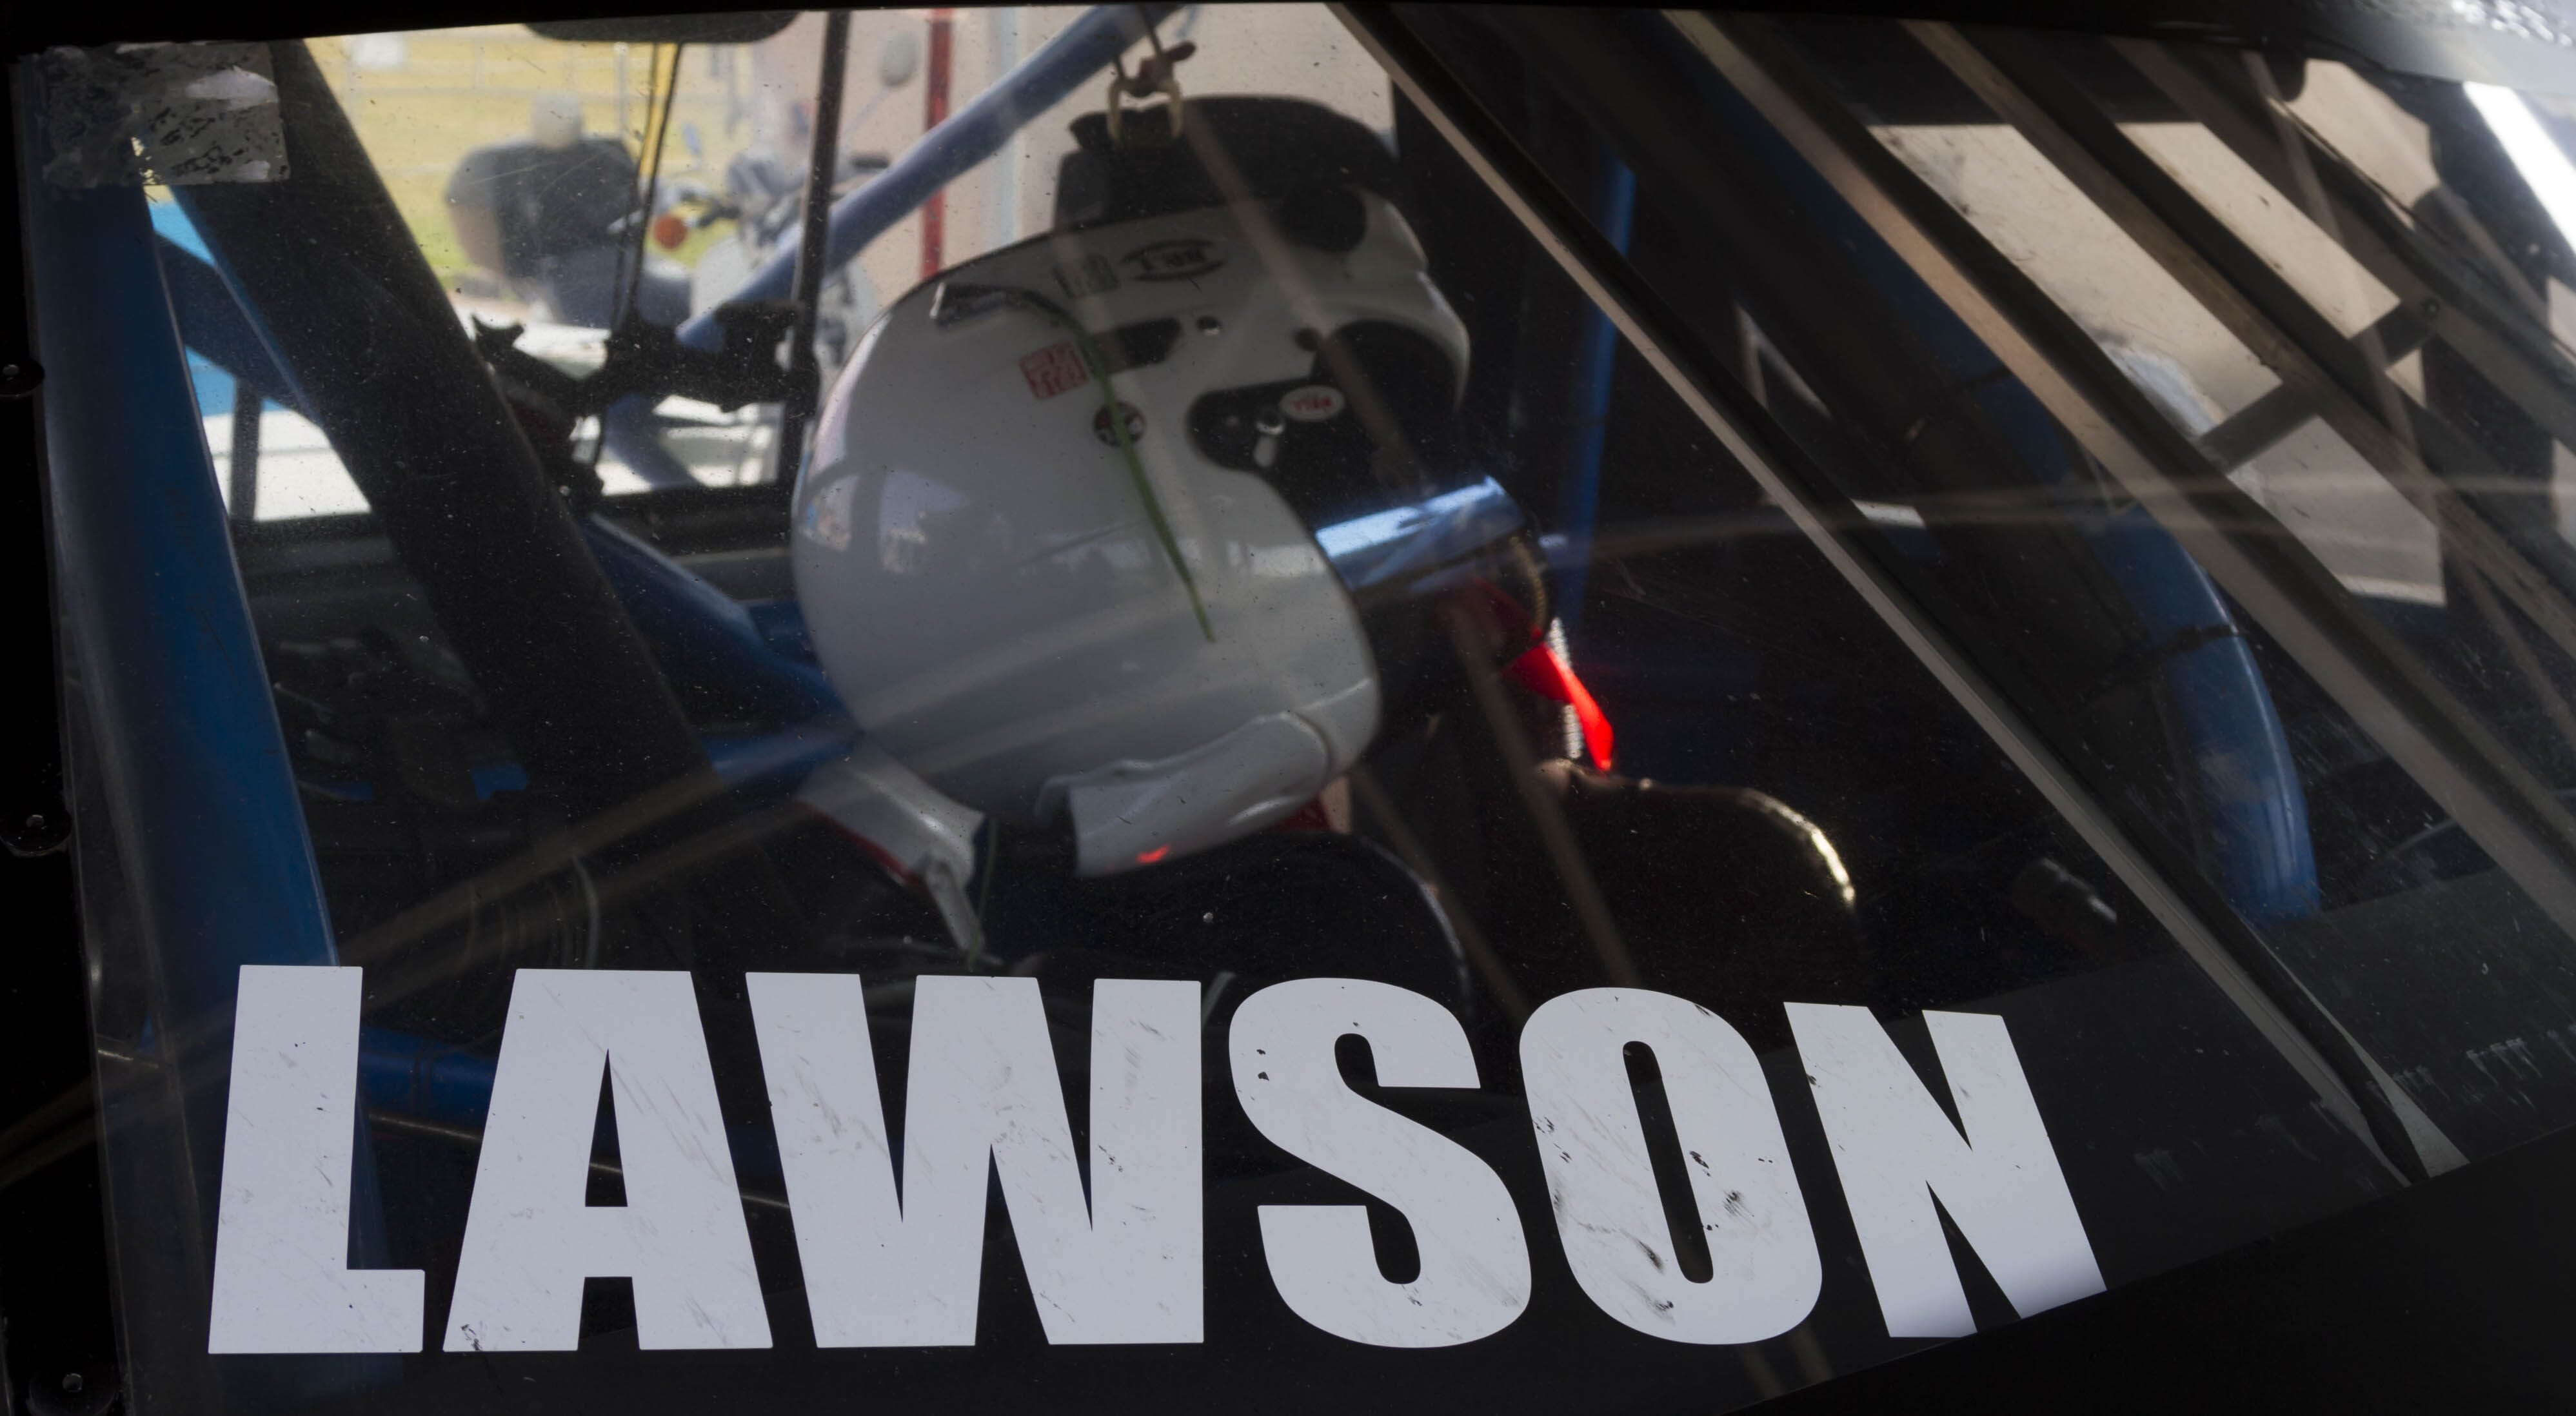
[798,703,1365,949]
[1048,711,1338,877]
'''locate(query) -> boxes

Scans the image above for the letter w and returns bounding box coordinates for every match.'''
[746,974,1201,1346]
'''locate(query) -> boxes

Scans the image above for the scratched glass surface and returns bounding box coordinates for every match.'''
[37,8,2576,1416]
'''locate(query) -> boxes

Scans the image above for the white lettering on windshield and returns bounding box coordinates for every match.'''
[443,971,770,1352]
[749,972,1203,1346]
[1787,1003,2106,1337]
[206,966,425,1353]
[1230,978,1533,1347]
[204,967,2100,1354]
[1523,988,1821,1344]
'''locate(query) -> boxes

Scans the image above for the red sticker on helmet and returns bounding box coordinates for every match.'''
[1280,385,1347,422]
[1020,341,1090,400]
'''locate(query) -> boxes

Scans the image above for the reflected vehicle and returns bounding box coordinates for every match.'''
[27,2,2576,1413]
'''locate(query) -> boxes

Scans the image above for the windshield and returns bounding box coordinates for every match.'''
[25,6,2576,1413]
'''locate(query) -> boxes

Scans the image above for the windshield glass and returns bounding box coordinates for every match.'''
[26,6,2576,1413]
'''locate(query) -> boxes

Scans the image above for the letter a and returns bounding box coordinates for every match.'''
[444,970,771,1352]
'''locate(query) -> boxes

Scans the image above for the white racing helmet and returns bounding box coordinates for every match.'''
[793,99,1524,878]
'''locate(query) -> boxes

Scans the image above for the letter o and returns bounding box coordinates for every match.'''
[1522,988,1819,1343]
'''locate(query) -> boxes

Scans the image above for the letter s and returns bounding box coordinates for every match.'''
[1229,978,1530,1348]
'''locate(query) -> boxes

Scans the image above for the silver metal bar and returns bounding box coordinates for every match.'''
[1331,2,2431,1181]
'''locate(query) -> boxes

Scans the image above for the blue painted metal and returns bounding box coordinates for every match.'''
[336,724,857,811]
[1930,335,2321,921]
[152,237,297,415]
[148,202,263,416]
[679,3,1178,351]
[358,1029,501,1130]
[701,722,864,798]
[1553,152,1635,639]
[1679,58,2321,923]
[746,598,820,664]
[23,117,397,1390]
[2090,506,2322,922]
[29,172,344,1091]
[580,516,858,796]
[580,513,846,725]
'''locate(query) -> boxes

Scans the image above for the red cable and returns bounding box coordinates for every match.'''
[1507,644,1616,773]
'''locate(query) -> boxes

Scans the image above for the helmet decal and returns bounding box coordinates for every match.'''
[1119,236,1226,283]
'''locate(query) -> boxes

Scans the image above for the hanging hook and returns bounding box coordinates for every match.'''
[1105,15,1194,146]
